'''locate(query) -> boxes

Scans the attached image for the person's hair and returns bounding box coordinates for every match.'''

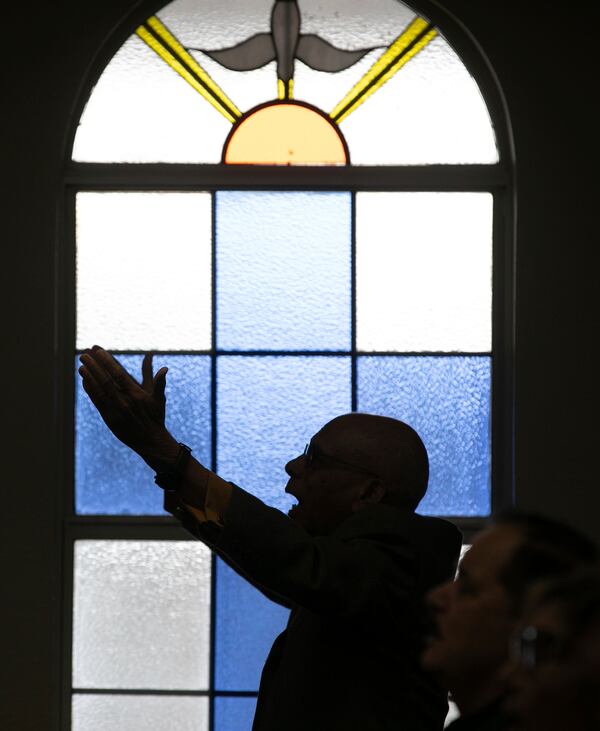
[537,568,600,653]
[491,510,598,617]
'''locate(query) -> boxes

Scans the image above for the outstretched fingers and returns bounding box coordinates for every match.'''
[153,366,168,395]
[91,346,139,393]
[142,353,168,422]
[78,355,127,430]
[79,347,136,410]
[142,352,155,393]
[141,353,168,393]
[78,358,107,407]
[153,366,168,422]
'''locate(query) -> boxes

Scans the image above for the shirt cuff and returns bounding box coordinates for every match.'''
[183,472,232,527]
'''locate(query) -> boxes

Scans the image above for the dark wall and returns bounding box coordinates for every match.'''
[441,2,597,539]
[2,1,597,728]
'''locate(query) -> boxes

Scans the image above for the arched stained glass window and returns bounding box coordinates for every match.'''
[65,1,513,728]
[73,0,497,164]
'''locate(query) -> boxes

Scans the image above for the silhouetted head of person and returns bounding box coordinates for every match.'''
[284,413,429,536]
[421,511,597,715]
[506,567,600,731]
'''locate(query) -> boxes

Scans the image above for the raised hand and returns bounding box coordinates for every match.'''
[78,345,178,465]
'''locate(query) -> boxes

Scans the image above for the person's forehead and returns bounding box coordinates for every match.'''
[461,524,522,581]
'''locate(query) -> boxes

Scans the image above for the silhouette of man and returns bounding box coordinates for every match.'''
[79,346,462,731]
[421,513,597,731]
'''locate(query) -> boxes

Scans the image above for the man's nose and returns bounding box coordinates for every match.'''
[426,580,453,613]
[285,454,305,478]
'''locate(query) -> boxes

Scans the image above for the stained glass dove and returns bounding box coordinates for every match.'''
[192,0,378,95]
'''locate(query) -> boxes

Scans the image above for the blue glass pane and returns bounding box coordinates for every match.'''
[217,356,351,510]
[214,696,257,731]
[216,191,351,351]
[357,356,491,516]
[215,559,289,692]
[76,355,211,514]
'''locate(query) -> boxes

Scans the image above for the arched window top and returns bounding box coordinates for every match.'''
[72,0,498,165]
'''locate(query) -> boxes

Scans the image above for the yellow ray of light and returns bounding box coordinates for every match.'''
[136,16,241,123]
[329,17,437,124]
[277,78,294,100]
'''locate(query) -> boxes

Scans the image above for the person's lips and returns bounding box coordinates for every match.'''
[287,499,302,517]
[420,611,441,646]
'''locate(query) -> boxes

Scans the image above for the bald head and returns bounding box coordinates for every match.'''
[318,413,429,510]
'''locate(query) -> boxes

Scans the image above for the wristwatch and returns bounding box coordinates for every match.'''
[153,442,192,492]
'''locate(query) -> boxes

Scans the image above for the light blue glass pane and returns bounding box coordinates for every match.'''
[76,355,211,514]
[357,356,491,516]
[216,191,351,350]
[217,356,351,510]
[215,559,289,691]
[214,696,257,731]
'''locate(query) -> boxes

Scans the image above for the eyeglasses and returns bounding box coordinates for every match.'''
[510,625,565,669]
[302,440,379,478]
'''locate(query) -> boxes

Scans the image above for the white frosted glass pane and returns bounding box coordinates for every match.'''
[73,541,211,689]
[189,55,276,117]
[73,1,275,163]
[76,192,211,351]
[293,52,380,125]
[337,36,498,164]
[158,0,272,48]
[356,193,492,352]
[73,36,230,163]
[299,0,415,49]
[294,0,414,117]
[72,695,208,731]
[159,0,276,112]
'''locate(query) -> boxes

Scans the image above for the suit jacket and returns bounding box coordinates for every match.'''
[178,485,462,731]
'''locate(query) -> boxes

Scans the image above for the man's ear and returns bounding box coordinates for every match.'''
[352,480,386,511]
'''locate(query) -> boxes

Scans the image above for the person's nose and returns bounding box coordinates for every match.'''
[426,580,454,614]
[285,454,306,479]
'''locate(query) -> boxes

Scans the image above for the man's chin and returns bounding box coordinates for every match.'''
[420,639,446,673]
[287,505,306,525]
[287,506,318,534]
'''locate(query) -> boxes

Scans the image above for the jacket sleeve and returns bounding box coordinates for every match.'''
[189,485,422,623]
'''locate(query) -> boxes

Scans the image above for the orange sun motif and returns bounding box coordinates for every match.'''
[223,102,349,165]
